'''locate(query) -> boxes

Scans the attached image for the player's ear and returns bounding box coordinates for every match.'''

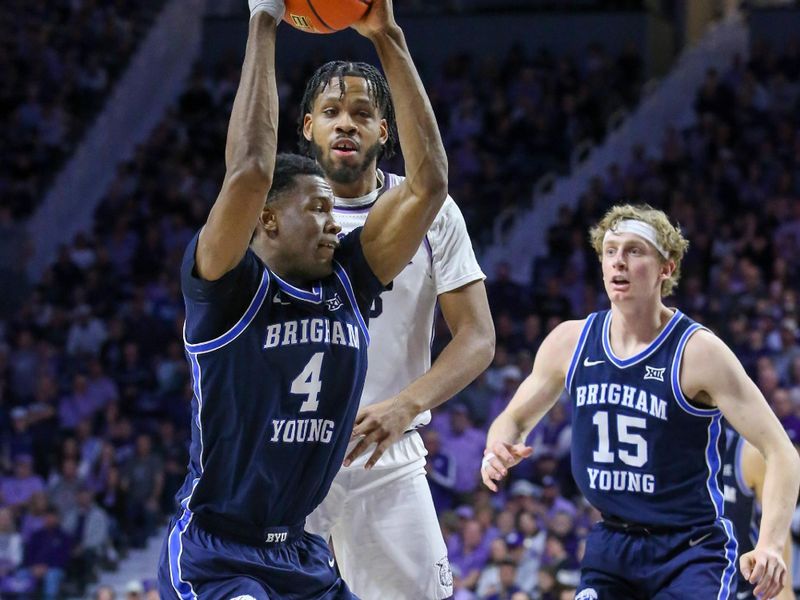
[303,114,313,142]
[660,258,675,280]
[260,206,279,238]
[378,118,388,146]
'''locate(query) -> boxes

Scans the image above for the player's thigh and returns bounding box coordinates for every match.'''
[652,521,738,600]
[651,558,738,600]
[334,466,451,598]
[577,567,644,600]
[306,470,348,540]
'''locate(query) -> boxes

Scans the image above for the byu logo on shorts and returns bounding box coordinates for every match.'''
[644,365,666,382]
[436,556,453,588]
[576,589,599,600]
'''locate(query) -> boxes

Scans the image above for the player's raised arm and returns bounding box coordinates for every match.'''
[481,320,584,491]
[352,0,448,284]
[681,330,800,600]
[194,3,283,281]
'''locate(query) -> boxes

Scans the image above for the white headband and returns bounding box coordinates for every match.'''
[603,219,669,259]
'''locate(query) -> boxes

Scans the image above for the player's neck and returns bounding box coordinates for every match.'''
[253,245,316,289]
[328,168,379,199]
[609,302,674,351]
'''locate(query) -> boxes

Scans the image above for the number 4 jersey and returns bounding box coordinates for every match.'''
[566,309,726,528]
[175,228,384,529]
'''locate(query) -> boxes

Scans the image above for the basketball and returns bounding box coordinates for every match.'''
[283,0,371,34]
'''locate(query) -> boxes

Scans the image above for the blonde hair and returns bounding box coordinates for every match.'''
[589,204,689,296]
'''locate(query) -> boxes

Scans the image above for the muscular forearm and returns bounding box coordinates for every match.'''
[402,328,494,415]
[368,26,447,198]
[225,13,278,176]
[759,448,800,553]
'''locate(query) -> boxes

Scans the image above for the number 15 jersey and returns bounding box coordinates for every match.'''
[566,309,726,528]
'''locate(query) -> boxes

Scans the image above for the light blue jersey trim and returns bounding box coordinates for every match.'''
[168,481,200,600]
[565,314,598,394]
[602,309,684,368]
[670,323,720,417]
[332,260,370,345]
[183,269,271,354]
[706,415,726,518]
[716,518,738,600]
[272,271,323,303]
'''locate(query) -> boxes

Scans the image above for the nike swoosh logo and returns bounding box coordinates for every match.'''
[688,532,712,547]
[328,557,335,568]
[736,592,750,599]
[583,358,605,367]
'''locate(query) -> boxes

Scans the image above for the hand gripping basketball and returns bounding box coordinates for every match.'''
[249,0,285,21]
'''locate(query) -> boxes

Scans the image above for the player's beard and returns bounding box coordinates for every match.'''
[311,140,382,185]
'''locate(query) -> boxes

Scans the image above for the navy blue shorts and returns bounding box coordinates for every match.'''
[157,509,358,600]
[575,518,738,600]
[732,578,754,600]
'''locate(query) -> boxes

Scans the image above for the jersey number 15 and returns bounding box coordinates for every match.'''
[592,411,648,467]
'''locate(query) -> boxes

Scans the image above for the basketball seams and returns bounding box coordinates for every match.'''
[304,0,335,32]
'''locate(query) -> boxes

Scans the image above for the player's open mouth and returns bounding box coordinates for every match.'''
[319,241,339,250]
[611,276,629,288]
[332,138,359,156]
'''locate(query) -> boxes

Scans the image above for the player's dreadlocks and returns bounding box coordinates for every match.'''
[298,61,398,160]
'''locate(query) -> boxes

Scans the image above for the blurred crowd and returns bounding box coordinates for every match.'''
[0,0,166,220]
[0,2,799,596]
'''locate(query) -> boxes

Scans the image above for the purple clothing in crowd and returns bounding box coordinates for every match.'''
[23,526,71,569]
[437,425,485,494]
[0,476,45,508]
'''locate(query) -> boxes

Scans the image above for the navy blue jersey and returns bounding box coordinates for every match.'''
[566,309,728,528]
[722,426,759,596]
[174,227,383,531]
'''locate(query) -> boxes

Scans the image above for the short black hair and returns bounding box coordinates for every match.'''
[298,61,397,160]
[267,153,325,203]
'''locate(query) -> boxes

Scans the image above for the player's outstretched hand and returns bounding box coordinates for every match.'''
[740,545,787,599]
[344,395,416,469]
[351,0,397,38]
[480,441,533,492]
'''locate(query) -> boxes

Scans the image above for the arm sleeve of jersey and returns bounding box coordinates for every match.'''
[180,231,266,344]
[428,197,486,295]
[333,227,385,316]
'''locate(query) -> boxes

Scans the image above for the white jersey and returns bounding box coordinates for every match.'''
[333,170,485,430]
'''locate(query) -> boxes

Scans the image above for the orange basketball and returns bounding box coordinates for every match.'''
[283,0,371,34]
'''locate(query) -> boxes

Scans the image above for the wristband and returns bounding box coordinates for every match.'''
[249,0,285,21]
[481,452,496,471]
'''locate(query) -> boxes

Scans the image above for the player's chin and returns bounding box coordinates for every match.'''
[309,256,334,279]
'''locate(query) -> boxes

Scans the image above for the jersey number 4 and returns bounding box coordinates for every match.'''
[291,352,323,412]
[592,411,648,467]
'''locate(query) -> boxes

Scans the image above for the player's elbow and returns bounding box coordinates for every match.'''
[420,175,448,209]
[475,325,496,371]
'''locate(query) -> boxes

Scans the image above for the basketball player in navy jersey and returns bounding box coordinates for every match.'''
[156,0,448,597]
[298,1,493,598]
[481,205,800,599]
[723,426,796,599]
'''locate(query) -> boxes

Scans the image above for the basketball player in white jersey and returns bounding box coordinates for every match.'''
[299,2,495,598]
